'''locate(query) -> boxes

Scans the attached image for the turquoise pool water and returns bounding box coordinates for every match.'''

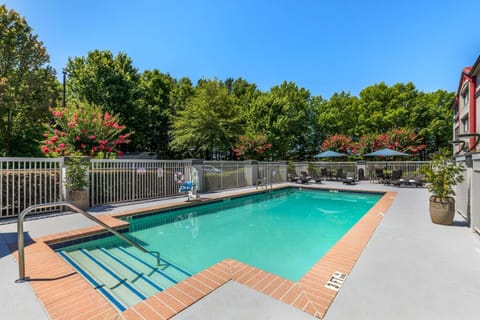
[129,189,381,281]
[56,188,381,310]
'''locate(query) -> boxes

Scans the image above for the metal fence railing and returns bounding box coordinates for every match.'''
[90,159,192,207]
[0,157,438,220]
[291,161,430,181]
[258,162,287,184]
[202,161,248,192]
[0,158,64,219]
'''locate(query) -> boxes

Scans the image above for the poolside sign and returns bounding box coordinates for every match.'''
[325,271,347,291]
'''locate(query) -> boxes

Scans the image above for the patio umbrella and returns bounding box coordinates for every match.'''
[314,150,346,158]
[364,148,409,172]
[364,148,409,157]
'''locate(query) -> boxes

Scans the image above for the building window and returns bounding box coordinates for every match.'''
[461,83,469,108]
[461,116,469,133]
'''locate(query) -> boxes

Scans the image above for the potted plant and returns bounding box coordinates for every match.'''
[66,155,89,209]
[422,155,464,225]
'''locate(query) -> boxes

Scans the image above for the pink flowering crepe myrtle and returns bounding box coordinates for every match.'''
[41,102,131,158]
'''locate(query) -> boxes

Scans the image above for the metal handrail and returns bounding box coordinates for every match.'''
[256,178,273,190]
[15,201,160,283]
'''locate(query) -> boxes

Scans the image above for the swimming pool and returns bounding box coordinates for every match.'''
[55,188,382,311]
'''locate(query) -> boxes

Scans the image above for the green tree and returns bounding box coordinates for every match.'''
[316,92,358,138]
[137,69,176,157]
[409,90,454,155]
[64,50,142,151]
[170,79,242,159]
[246,81,312,160]
[0,5,59,156]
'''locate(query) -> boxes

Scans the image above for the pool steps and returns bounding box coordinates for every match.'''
[58,246,192,311]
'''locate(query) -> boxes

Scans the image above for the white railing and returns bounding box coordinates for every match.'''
[0,157,64,219]
[90,159,192,206]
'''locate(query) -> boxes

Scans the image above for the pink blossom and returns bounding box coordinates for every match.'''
[51,136,58,142]
[75,136,81,141]
[117,151,124,156]
[59,143,65,149]
[89,135,95,140]
[52,111,63,117]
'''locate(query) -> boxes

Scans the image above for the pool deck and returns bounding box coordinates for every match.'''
[1,181,479,319]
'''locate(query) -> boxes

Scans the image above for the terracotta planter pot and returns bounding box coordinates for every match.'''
[429,196,455,225]
[68,189,89,210]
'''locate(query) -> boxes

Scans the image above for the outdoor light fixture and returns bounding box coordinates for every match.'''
[448,140,465,156]
[458,133,480,151]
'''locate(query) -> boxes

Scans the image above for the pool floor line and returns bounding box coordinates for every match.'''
[8,186,396,320]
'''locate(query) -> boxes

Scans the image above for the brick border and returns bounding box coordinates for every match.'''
[10,187,396,319]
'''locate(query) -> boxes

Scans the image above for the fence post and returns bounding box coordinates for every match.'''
[244,160,258,186]
[60,157,67,201]
[190,159,204,192]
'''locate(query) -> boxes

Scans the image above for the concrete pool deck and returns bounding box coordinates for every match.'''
[0,181,479,319]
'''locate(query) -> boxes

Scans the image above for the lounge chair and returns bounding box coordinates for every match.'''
[320,168,330,180]
[387,169,403,185]
[310,169,323,183]
[300,171,312,181]
[408,174,425,187]
[342,171,357,185]
[373,169,385,183]
[335,168,344,181]
[288,171,299,182]
[296,172,309,184]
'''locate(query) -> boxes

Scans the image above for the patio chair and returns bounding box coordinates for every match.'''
[296,172,309,184]
[320,168,330,180]
[374,169,385,183]
[387,169,403,185]
[408,174,426,187]
[342,171,357,185]
[335,168,344,181]
[310,169,323,183]
[288,170,299,182]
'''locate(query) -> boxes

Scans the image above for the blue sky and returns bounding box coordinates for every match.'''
[4,0,480,98]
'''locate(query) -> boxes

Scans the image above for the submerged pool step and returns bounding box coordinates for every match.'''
[58,245,192,311]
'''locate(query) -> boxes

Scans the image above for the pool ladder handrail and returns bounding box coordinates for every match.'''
[256,177,273,190]
[15,201,160,283]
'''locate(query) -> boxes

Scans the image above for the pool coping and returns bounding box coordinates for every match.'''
[10,185,396,319]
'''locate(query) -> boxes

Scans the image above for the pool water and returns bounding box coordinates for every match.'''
[129,189,381,281]
[56,188,381,310]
